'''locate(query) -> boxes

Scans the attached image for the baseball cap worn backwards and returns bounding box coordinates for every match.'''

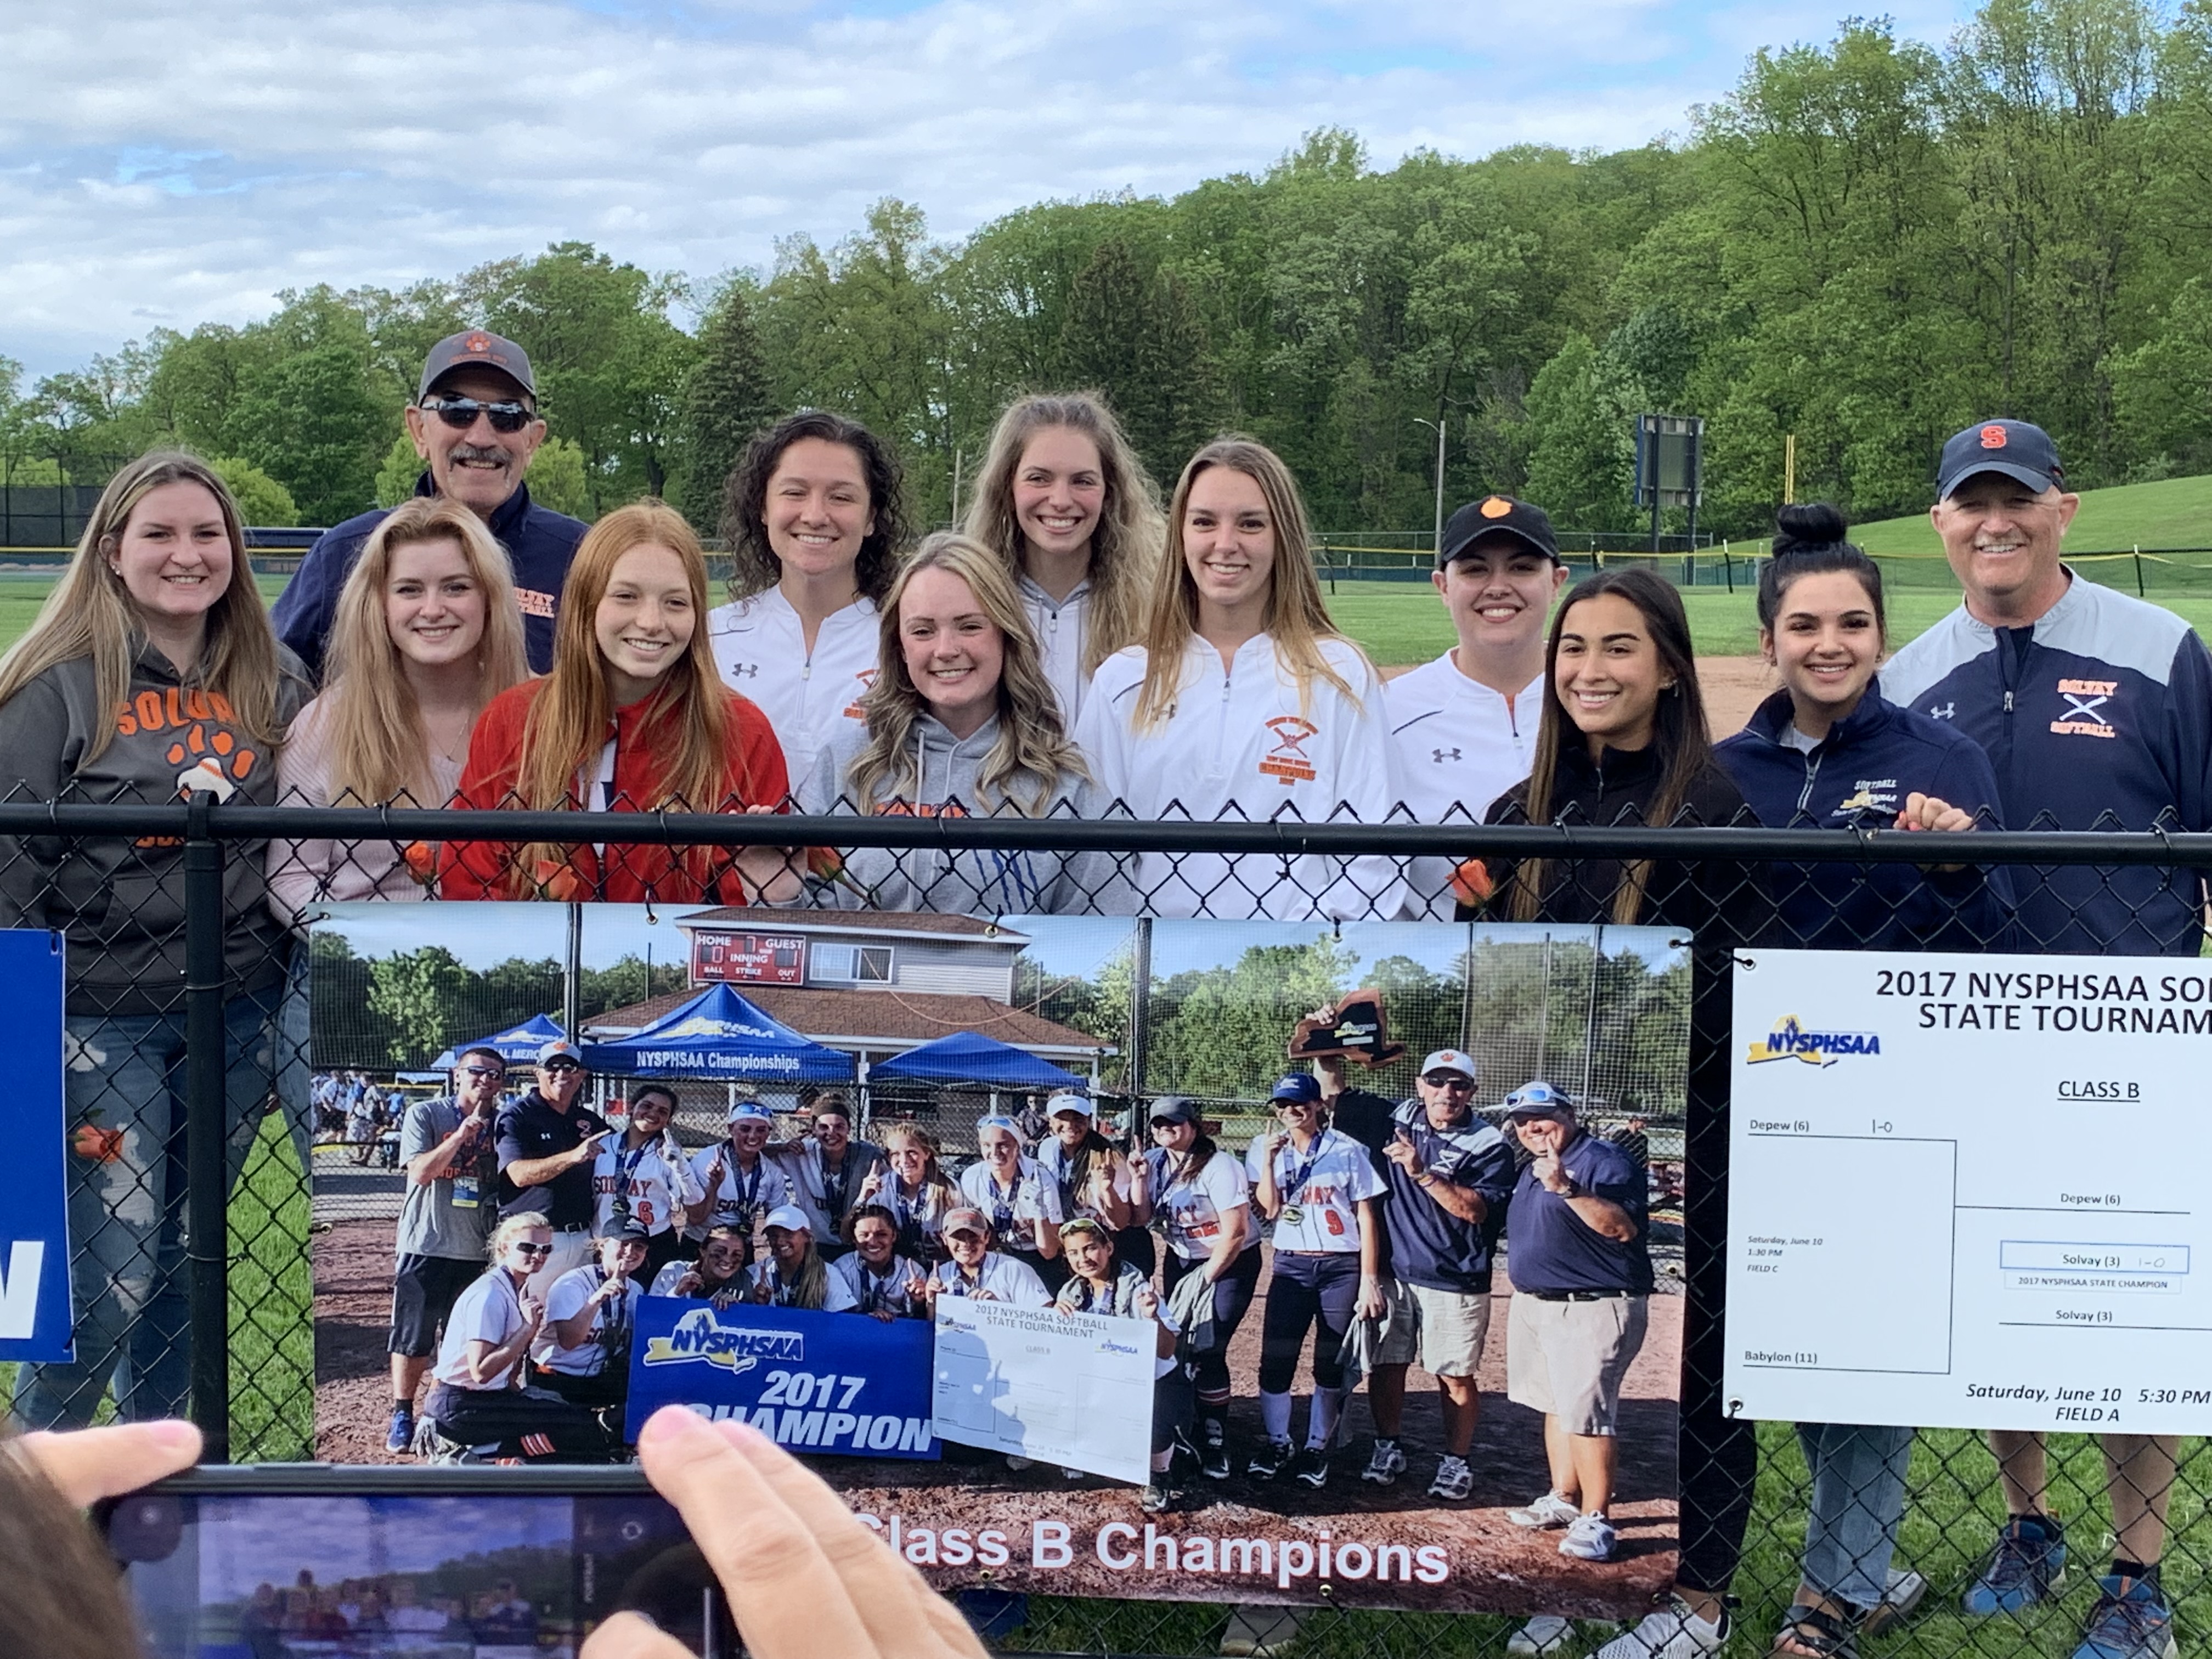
[1937,420,2062,501]
[418,330,537,401]
[1503,1081,1573,1121]
[1440,495,1560,568]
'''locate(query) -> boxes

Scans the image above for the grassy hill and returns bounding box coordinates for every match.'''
[1846,470,2212,558]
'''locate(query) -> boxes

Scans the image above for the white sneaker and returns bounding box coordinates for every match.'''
[1427,1454,1474,1500]
[1509,1613,1576,1655]
[1592,1597,1730,1659]
[1560,1511,1617,1561]
[1507,1489,1581,1528]
[1361,1440,1407,1485]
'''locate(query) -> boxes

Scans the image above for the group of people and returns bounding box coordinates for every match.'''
[0,306,2197,1659]
[382,1019,1651,1544]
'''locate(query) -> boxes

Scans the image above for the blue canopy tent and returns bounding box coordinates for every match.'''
[870,1031,1085,1090]
[582,984,855,1082]
[432,1012,567,1071]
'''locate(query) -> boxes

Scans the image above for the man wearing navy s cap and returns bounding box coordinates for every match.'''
[494,1040,613,1297]
[1881,419,2198,1659]
[1497,1082,1648,1570]
[273,329,588,681]
[1312,1042,1515,1502]
[1385,495,1571,918]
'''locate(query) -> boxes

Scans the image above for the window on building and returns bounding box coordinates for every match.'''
[811,944,893,983]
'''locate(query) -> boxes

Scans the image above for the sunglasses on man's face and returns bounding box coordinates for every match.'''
[1423,1073,1476,1090]
[421,394,535,434]
[543,1061,582,1076]
[464,1065,506,1081]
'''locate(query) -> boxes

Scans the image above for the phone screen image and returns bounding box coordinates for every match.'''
[109,1490,731,1658]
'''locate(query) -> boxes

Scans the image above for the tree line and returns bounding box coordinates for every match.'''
[7,0,2209,540]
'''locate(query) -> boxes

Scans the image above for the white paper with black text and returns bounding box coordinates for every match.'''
[932,1298,1156,1482]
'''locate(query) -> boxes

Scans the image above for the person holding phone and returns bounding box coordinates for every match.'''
[746,1205,855,1311]
[686,1100,798,1243]
[1244,1073,1386,1489]
[961,392,1165,721]
[423,1212,619,1462]
[1073,437,1402,919]
[494,1041,613,1295]
[855,1122,960,1263]
[591,1085,703,1285]
[385,1046,509,1455]
[1053,1217,1189,1513]
[1140,1095,1256,1482]
[709,410,911,785]
[956,1115,1065,1284]
[439,499,797,905]
[538,1224,648,1412]
[831,1205,931,1319]
[648,1224,752,1308]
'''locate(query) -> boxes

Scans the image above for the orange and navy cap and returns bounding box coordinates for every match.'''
[417,329,537,402]
[1937,420,2062,501]
[1439,495,1560,568]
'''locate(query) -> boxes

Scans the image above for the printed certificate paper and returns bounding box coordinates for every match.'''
[933,1299,1157,1482]
[1725,948,2212,1434]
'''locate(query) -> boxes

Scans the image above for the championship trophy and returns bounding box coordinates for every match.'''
[1287,990,1406,1069]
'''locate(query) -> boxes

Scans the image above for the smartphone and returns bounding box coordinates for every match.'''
[99,1465,737,1658]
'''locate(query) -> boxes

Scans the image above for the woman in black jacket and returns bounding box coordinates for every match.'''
[1458,565,1765,1659]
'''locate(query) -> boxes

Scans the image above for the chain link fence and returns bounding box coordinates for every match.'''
[1,798,2204,1656]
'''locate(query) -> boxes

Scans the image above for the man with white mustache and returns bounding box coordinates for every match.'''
[1383,495,1571,918]
[1878,417,2210,1659]
[274,331,586,681]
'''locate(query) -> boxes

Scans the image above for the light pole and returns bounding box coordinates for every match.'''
[1412,416,1447,560]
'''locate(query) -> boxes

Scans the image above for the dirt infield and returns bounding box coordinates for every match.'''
[314,1216,1680,1615]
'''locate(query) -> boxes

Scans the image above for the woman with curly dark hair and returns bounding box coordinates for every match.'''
[708,410,912,785]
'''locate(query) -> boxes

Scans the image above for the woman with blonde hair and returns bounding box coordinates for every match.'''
[855,1122,960,1263]
[440,499,798,904]
[963,393,1164,720]
[1073,438,1402,919]
[267,496,528,920]
[799,532,1128,915]
[0,450,311,1430]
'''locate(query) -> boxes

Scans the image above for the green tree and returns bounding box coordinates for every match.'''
[210,457,300,526]
[1057,240,1225,486]
[365,946,472,1066]
[224,343,390,524]
[673,280,777,530]
[1523,335,1637,530]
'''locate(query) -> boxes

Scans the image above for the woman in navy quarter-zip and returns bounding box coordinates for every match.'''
[1716,504,2012,953]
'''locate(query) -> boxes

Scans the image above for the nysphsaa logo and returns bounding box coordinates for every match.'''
[1745,1014,1882,1068]
[641,1307,804,1372]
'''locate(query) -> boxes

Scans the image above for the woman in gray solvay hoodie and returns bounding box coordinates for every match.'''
[0,452,310,1430]
[799,534,1133,916]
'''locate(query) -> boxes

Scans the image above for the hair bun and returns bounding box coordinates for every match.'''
[1773,501,1848,555]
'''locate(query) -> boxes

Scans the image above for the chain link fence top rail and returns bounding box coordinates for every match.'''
[0,801,2205,1658]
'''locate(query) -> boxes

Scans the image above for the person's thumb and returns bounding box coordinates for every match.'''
[580,1611,692,1659]
[16,1419,201,1506]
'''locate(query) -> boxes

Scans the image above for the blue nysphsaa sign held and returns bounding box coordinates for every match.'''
[0,932,71,1361]
[624,1296,939,1458]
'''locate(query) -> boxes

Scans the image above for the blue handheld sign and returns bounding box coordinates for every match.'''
[624,1296,939,1457]
[0,931,70,1361]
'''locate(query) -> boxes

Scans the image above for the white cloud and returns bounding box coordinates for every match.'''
[0,0,1974,376]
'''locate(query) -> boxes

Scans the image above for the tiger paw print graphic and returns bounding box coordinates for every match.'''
[168,724,257,801]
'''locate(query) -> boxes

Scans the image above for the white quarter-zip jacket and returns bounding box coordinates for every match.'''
[1018,573,1093,723]
[1382,653,1542,918]
[1074,634,1407,918]
[707,589,879,789]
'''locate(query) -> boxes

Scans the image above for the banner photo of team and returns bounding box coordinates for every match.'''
[306,902,1688,1618]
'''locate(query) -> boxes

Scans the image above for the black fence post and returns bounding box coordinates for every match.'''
[184,789,229,1458]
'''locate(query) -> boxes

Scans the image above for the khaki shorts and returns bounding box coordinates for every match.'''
[1369,1282,1494,1377]
[1505,1290,1647,1436]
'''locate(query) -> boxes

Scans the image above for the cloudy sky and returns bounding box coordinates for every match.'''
[2,0,1971,379]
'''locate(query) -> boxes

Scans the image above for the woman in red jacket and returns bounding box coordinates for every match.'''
[441,500,799,903]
